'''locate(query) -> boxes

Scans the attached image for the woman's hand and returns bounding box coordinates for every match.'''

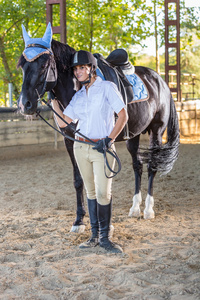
[92,137,112,153]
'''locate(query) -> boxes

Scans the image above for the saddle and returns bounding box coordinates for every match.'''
[93,49,134,104]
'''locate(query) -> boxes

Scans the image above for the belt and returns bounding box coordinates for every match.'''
[76,136,102,143]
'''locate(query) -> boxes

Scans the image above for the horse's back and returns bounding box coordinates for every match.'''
[134,66,171,98]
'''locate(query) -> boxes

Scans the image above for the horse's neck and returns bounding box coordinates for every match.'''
[51,40,76,109]
[53,72,76,109]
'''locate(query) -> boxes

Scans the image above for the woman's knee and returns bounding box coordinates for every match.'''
[87,190,96,200]
[96,192,111,205]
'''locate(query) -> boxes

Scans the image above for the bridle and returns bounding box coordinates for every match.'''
[40,58,57,96]
[24,43,58,97]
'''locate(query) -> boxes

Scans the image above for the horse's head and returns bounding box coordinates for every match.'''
[17,23,57,115]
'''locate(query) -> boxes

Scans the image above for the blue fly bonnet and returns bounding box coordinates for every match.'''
[22,23,57,95]
[22,22,53,62]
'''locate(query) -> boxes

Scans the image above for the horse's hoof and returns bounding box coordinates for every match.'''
[143,210,155,219]
[70,224,85,233]
[129,193,142,218]
[128,207,141,218]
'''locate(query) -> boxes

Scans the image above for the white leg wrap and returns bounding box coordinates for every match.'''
[128,192,142,218]
[144,194,155,219]
[70,224,85,233]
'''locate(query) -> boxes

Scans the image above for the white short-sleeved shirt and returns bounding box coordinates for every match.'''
[63,76,125,139]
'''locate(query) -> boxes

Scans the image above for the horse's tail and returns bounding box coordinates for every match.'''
[161,95,180,174]
[142,95,180,175]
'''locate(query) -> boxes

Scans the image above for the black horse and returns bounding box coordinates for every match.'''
[17,33,179,232]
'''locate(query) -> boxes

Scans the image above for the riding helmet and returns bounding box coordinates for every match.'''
[71,50,97,70]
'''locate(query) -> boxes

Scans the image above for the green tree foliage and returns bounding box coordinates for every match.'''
[0,0,153,105]
[0,0,200,106]
[135,0,200,99]
[180,33,200,99]
[0,0,46,105]
[66,0,152,54]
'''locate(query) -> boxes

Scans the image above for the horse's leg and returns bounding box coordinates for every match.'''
[143,129,163,219]
[64,138,86,233]
[143,169,156,219]
[126,135,143,218]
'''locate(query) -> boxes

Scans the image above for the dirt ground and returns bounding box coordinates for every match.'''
[0,135,200,300]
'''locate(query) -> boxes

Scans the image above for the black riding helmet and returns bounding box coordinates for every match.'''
[71,50,97,69]
[71,50,97,84]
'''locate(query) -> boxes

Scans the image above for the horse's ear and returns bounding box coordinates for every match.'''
[42,22,52,45]
[22,24,31,44]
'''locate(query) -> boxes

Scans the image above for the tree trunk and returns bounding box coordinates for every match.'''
[154,1,160,74]
[89,0,93,52]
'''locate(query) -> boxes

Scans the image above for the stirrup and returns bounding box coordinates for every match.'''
[123,123,130,140]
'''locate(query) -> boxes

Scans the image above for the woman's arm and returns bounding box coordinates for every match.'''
[51,100,73,128]
[109,108,128,142]
[92,107,128,153]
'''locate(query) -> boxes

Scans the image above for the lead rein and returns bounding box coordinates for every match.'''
[37,98,121,178]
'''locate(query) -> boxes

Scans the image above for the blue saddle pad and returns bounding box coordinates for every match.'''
[96,68,149,102]
[126,73,148,102]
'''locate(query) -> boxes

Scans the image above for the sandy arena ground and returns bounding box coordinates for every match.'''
[0,136,200,300]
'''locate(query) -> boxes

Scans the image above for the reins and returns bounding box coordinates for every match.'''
[23,43,121,177]
[36,97,121,178]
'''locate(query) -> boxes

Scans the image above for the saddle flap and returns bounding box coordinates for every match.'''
[94,53,120,89]
[94,53,134,104]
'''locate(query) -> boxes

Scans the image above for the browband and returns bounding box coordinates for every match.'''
[26,43,53,55]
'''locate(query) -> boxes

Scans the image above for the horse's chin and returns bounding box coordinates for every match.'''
[23,111,35,116]
[17,106,36,116]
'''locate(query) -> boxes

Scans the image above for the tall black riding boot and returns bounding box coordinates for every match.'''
[79,199,99,249]
[98,201,123,254]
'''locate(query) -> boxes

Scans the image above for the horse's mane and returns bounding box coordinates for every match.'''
[51,39,76,72]
[17,39,76,73]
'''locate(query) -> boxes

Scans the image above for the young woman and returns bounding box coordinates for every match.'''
[52,50,128,253]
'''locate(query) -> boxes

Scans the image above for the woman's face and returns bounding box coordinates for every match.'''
[73,65,91,82]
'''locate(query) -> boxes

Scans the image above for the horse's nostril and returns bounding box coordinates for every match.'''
[25,101,32,110]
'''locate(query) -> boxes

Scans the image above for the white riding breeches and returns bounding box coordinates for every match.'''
[74,142,115,205]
